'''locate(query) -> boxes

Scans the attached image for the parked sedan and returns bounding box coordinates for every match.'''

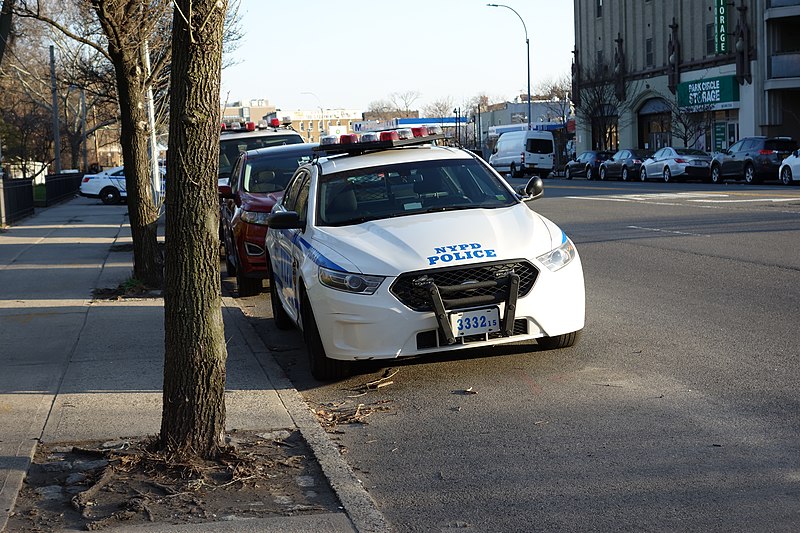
[564,150,614,180]
[640,147,712,183]
[599,149,653,181]
[779,149,800,186]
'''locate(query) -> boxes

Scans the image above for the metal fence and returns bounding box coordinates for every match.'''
[1,172,83,226]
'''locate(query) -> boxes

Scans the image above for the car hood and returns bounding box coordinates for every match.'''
[239,190,284,212]
[306,204,567,275]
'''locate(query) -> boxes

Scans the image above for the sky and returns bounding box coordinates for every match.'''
[221,0,575,113]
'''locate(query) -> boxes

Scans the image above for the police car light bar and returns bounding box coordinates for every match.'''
[314,127,444,155]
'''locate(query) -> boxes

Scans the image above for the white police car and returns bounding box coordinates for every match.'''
[79,164,166,205]
[266,129,585,380]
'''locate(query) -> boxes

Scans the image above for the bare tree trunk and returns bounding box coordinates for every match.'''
[112,55,163,287]
[0,0,14,66]
[160,0,228,459]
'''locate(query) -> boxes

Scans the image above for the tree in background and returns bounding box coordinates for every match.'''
[0,0,13,66]
[535,73,572,124]
[160,0,228,459]
[365,90,421,121]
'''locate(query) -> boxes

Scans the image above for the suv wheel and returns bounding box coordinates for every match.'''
[236,270,262,297]
[268,266,293,330]
[710,165,723,184]
[744,164,756,184]
[302,291,351,381]
[780,166,793,186]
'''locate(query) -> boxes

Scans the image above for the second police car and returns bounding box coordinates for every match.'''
[265,128,585,380]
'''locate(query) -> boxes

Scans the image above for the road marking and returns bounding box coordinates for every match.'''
[627,225,710,237]
[688,197,800,203]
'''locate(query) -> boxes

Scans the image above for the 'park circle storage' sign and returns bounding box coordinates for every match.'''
[677,76,740,112]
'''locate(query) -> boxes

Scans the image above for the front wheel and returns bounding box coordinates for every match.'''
[236,270,262,297]
[780,166,793,186]
[537,330,581,350]
[744,164,757,184]
[710,165,723,184]
[302,293,351,381]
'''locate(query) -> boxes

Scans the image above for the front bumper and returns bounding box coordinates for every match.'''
[305,255,585,361]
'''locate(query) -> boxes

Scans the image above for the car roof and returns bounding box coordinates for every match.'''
[316,145,474,175]
[220,129,303,141]
[245,143,318,159]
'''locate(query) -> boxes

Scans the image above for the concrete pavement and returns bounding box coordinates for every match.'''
[0,196,390,532]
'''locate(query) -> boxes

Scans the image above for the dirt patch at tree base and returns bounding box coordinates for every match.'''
[7,429,342,532]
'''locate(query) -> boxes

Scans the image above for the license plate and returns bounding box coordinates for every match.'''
[450,307,500,337]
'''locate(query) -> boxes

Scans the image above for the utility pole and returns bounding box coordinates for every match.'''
[50,45,61,174]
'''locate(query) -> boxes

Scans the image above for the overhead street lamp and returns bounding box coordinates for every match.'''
[487,3,531,131]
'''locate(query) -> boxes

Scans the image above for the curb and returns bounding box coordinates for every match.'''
[222,297,392,533]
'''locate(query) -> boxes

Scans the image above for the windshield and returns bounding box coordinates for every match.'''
[219,134,303,177]
[244,153,314,194]
[317,159,517,226]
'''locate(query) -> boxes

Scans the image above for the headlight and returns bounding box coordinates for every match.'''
[537,239,576,272]
[240,210,270,225]
[319,267,385,295]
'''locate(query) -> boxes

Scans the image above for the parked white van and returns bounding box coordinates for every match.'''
[489,130,555,178]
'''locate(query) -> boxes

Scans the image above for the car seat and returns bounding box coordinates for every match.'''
[324,186,358,224]
[249,170,276,193]
[413,173,450,206]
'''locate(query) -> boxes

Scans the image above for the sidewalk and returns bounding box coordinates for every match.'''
[0,196,389,532]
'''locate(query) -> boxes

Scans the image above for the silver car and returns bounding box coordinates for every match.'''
[640,147,712,183]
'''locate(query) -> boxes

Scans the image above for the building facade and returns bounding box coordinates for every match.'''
[572,0,800,153]
[266,109,364,143]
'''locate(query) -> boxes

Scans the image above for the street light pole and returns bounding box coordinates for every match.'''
[301,91,325,139]
[487,3,531,131]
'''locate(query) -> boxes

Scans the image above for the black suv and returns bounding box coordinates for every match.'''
[710,137,797,184]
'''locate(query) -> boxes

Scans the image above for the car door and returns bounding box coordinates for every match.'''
[108,167,127,194]
[645,148,664,177]
[572,152,588,178]
[223,154,246,249]
[722,140,745,176]
[607,151,625,178]
[271,169,311,323]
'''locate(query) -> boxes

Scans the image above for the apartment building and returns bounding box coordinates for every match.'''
[572,0,800,152]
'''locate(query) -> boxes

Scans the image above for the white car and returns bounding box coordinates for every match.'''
[79,166,128,204]
[265,130,585,380]
[79,165,165,204]
[779,149,800,185]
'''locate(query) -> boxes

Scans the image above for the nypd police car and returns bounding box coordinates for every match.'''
[265,128,585,380]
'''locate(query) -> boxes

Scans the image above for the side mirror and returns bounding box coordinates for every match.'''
[517,176,544,204]
[218,184,233,199]
[267,210,303,230]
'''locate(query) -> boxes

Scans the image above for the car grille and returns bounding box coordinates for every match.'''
[390,260,538,312]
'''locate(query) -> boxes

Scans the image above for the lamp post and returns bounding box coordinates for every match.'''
[487,3,531,131]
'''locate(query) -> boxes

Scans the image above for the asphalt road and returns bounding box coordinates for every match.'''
[230,177,800,532]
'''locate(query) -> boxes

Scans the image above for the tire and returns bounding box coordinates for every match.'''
[236,270,262,297]
[225,246,237,277]
[621,167,629,182]
[663,167,672,183]
[301,292,350,381]
[710,165,723,184]
[100,187,121,205]
[599,167,606,181]
[586,166,594,180]
[744,164,757,184]
[640,167,648,182]
[268,266,293,330]
[780,166,793,186]
[537,330,581,350]
[565,167,572,180]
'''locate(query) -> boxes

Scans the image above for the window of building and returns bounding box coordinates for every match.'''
[645,38,654,67]
[596,50,604,70]
[300,122,305,131]
[705,23,715,56]
[596,0,602,17]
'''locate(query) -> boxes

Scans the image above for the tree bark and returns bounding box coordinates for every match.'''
[160,0,228,459]
[0,0,14,67]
